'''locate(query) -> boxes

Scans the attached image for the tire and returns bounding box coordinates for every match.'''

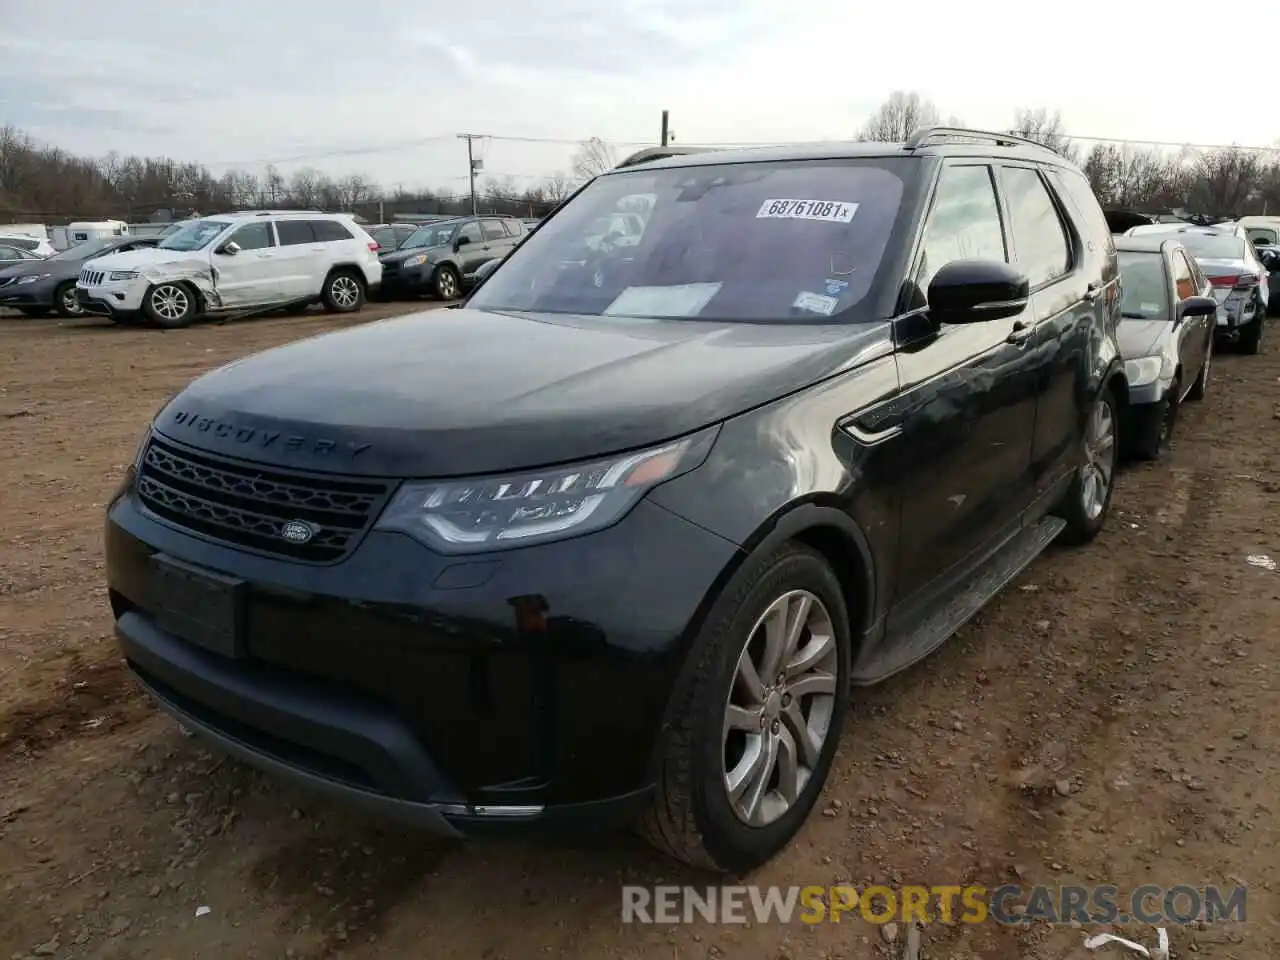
[1238,308,1263,355]
[1130,379,1179,462]
[53,281,83,318]
[1054,385,1120,545]
[142,282,197,329]
[321,269,364,314]
[433,264,461,301]
[638,543,851,873]
[1186,338,1211,402]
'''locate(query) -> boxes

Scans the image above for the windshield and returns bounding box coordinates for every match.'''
[157,219,231,252]
[1170,233,1244,260]
[49,238,115,261]
[402,222,458,249]
[467,159,910,322]
[1117,251,1169,318]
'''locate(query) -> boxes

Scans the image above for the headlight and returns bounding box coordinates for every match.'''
[1123,356,1165,387]
[108,270,139,281]
[402,253,429,267]
[374,428,719,553]
[15,274,51,284]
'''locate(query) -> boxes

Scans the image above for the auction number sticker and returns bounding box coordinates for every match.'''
[756,199,858,223]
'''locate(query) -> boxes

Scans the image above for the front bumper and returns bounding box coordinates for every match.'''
[77,280,147,318]
[106,470,740,833]
[0,277,57,308]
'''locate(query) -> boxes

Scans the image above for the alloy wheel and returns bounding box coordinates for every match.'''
[1079,399,1116,520]
[331,275,359,309]
[438,270,458,299]
[722,589,839,827]
[151,284,189,322]
[61,286,83,315]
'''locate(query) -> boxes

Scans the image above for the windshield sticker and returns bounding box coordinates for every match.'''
[1140,302,1161,312]
[823,278,849,296]
[603,283,722,317]
[756,199,859,223]
[792,291,839,316]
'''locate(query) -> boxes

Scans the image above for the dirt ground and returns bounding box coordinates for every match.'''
[1,304,1276,960]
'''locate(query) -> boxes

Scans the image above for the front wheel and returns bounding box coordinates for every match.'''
[143,282,197,328]
[1054,386,1119,545]
[322,270,365,313]
[434,264,461,300]
[1130,379,1179,462]
[1186,338,1211,401]
[638,543,850,873]
[53,281,83,318]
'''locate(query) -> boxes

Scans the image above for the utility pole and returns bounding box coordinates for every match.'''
[457,134,480,216]
[660,110,670,147]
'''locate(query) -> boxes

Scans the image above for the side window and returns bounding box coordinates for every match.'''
[227,222,273,251]
[481,219,506,241]
[0,244,23,259]
[503,219,524,238]
[1001,166,1071,287]
[309,219,354,242]
[918,164,1007,292]
[456,221,483,245]
[1048,167,1114,254]
[276,220,316,246]
[1172,251,1197,300]
[396,225,416,245]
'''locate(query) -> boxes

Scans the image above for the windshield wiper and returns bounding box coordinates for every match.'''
[1120,311,1155,319]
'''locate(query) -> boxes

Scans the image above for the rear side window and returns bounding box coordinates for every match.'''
[1048,167,1114,253]
[481,219,506,241]
[917,164,1007,293]
[1001,166,1071,287]
[4,237,37,251]
[1172,250,1197,300]
[309,219,354,242]
[466,158,911,322]
[276,220,316,246]
[503,219,524,238]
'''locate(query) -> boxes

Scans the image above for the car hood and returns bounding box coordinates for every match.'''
[90,247,202,273]
[153,307,894,478]
[381,243,449,264]
[0,259,62,280]
[1117,317,1171,359]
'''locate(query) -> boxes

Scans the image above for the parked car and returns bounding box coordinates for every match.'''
[0,243,43,270]
[105,126,1128,873]
[1114,237,1218,459]
[0,235,161,317]
[0,233,56,257]
[1130,229,1269,354]
[367,223,419,253]
[378,215,524,300]
[76,212,381,328]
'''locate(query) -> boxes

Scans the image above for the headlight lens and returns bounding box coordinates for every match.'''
[403,253,429,267]
[15,274,51,284]
[1123,356,1165,387]
[375,428,718,553]
[108,270,139,281]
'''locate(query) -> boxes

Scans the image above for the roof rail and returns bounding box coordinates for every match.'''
[614,146,719,169]
[903,126,1054,152]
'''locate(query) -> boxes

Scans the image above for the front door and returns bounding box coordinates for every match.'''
[890,162,1041,618]
[1171,247,1210,384]
[212,221,281,306]
[453,221,486,275]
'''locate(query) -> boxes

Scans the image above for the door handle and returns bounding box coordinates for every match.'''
[1006,320,1035,345]
[1083,282,1101,302]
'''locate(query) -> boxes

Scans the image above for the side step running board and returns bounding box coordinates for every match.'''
[851,516,1066,685]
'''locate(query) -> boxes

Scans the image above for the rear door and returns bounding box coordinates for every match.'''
[890,161,1040,615]
[272,219,320,299]
[1004,162,1103,502]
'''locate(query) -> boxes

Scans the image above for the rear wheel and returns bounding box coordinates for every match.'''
[638,543,850,873]
[1238,307,1263,355]
[143,282,197,328]
[53,281,83,318]
[1054,386,1119,545]
[322,269,364,313]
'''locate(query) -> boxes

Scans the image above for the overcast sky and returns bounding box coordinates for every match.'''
[3,0,1277,197]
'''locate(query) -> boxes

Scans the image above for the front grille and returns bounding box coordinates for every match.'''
[81,269,105,286]
[136,435,393,563]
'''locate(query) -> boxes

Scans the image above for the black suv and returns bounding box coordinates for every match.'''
[378,216,524,300]
[105,127,1127,873]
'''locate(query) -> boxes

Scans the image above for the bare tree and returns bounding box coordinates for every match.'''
[542,171,575,202]
[287,168,322,208]
[1010,107,1079,162]
[570,138,616,181]
[858,91,943,142]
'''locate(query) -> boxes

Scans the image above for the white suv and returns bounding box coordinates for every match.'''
[75,211,382,327]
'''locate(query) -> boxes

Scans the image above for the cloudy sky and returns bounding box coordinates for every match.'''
[3,0,1275,197]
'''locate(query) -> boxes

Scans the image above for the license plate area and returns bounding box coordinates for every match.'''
[150,555,246,658]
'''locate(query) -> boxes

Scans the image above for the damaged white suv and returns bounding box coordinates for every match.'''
[76,211,383,327]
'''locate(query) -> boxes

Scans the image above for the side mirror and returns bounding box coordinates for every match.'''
[1177,295,1218,320]
[218,240,241,255]
[454,235,470,250]
[927,260,1030,325]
